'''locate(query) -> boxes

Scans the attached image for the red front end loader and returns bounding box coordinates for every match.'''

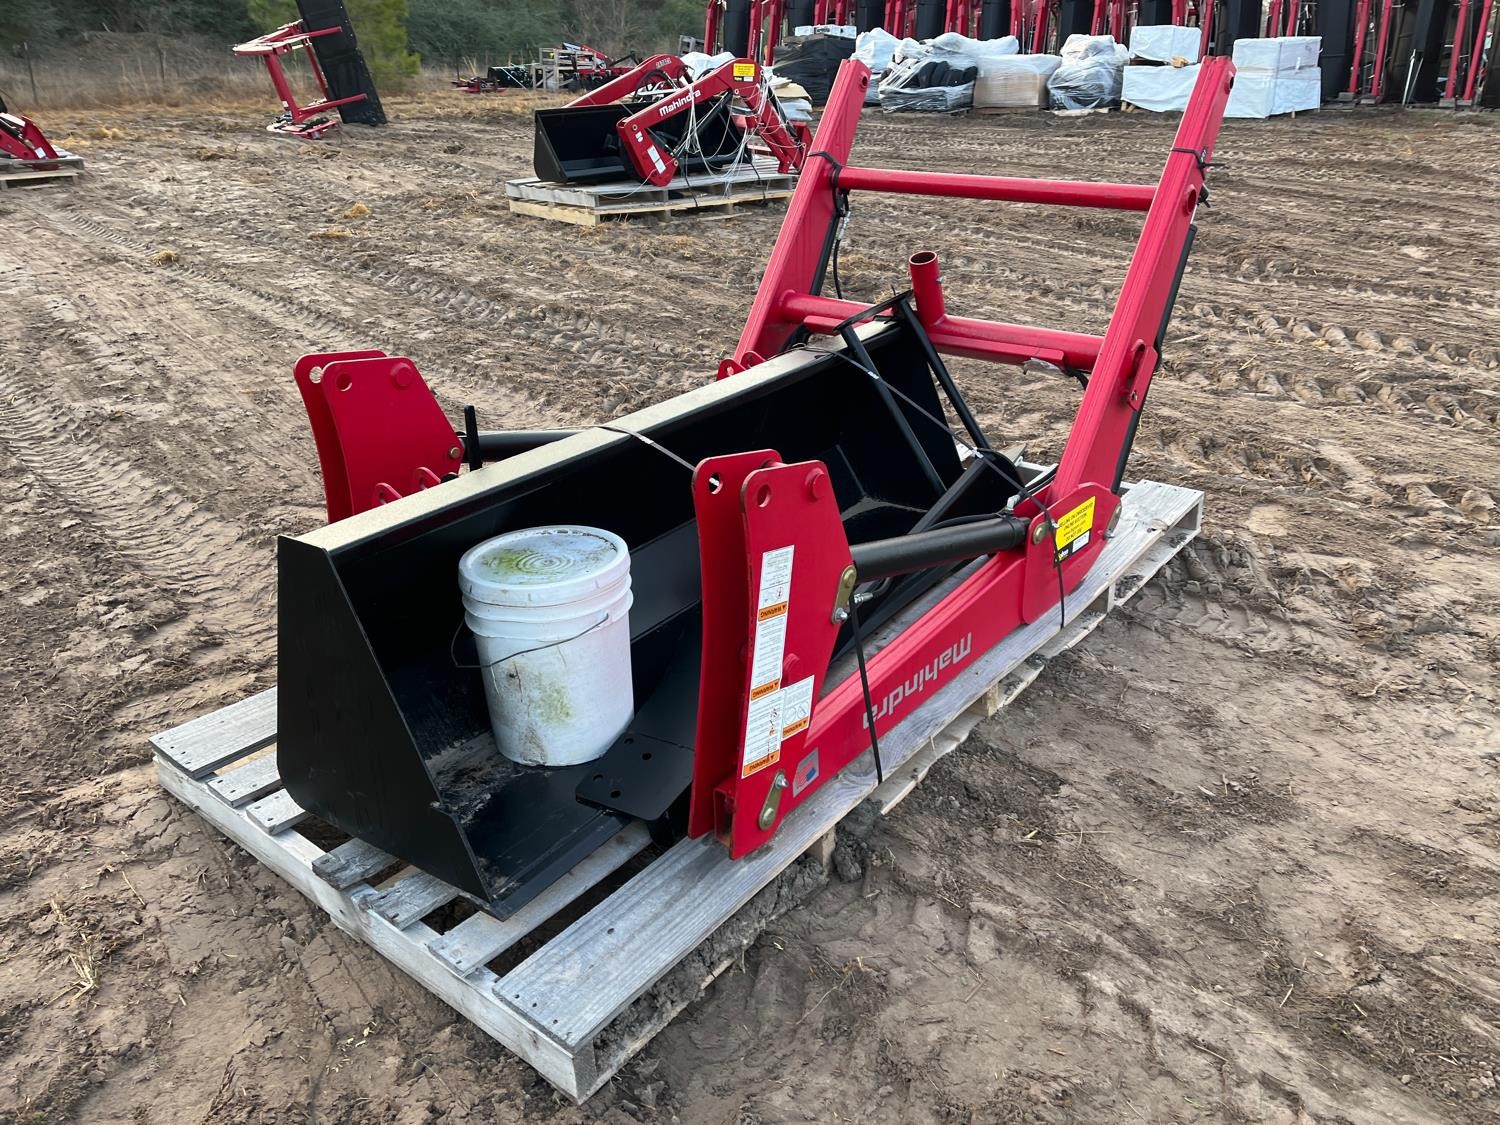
[276,57,1238,919]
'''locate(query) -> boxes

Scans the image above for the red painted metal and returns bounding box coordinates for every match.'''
[614,58,808,186]
[1463,0,1494,101]
[566,54,687,106]
[1448,0,1472,97]
[699,459,853,857]
[1370,0,1396,98]
[687,450,784,840]
[697,56,1234,849]
[706,0,723,53]
[0,108,68,169]
[291,53,1235,862]
[293,351,462,522]
[233,22,368,139]
[1348,0,1373,93]
[836,165,1157,209]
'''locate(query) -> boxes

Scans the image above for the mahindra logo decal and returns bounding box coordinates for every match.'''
[658,89,702,116]
[862,633,973,729]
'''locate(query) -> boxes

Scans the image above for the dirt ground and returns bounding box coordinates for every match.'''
[1,92,1497,1125]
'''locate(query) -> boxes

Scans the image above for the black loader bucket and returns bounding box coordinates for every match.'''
[276,321,1021,919]
[533,94,744,185]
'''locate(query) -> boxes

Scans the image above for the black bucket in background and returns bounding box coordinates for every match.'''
[533,103,632,184]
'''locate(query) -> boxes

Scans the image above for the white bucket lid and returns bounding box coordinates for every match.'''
[459,525,631,608]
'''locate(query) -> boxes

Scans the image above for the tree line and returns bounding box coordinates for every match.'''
[6,0,711,80]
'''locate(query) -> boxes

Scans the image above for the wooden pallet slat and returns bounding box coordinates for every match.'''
[506,157,796,226]
[151,686,277,778]
[427,822,653,977]
[207,752,282,808]
[152,477,1201,1105]
[245,788,307,835]
[314,838,397,890]
[365,870,463,929]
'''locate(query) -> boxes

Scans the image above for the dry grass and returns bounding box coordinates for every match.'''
[47,900,100,1004]
[149,248,179,265]
[340,201,371,220]
[309,227,355,241]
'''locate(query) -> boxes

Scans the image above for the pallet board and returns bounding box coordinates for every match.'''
[506,157,796,227]
[154,477,1200,1102]
[0,160,84,190]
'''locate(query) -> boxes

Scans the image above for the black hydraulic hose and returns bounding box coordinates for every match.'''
[850,514,1029,583]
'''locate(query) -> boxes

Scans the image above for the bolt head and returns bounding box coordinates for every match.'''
[1031,521,1048,545]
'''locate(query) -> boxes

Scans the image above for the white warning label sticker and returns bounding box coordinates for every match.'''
[749,612,787,699]
[757,545,794,613]
[747,546,794,699]
[779,676,815,740]
[742,688,782,777]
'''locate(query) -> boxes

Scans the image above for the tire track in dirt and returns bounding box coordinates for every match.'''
[0,370,275,651]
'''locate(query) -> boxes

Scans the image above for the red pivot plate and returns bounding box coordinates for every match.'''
[721,460,852,858]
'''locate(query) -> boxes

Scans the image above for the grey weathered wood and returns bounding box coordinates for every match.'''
[313,837,397,890]
[505,157,788,208]
[244,788,307,835]
[494,479,1203,1050]
[150,687,277,778]
[153,760,593,1099]
[207,752,281,807]
[428,822,653,977]
[365,870,461,930]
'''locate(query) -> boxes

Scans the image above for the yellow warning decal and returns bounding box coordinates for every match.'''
[733,61,757,78]
[757,602,788,622]
[1055,497,1096,551]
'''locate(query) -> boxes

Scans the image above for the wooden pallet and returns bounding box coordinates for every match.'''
[152,477,1201,1102]
[0,156,84,190]
[506,157,796,227]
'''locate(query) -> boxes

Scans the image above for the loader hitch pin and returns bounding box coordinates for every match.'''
[830,565,859,624]
[757,771,789,830]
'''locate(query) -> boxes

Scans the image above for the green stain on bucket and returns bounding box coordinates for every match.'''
[533,679,573,725]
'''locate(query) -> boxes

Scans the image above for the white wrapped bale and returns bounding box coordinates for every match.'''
[1128,25,1202,64]
[1048,34,1129,109]
[1231,36,1321,73]
[1121,62,1202,111]
[1225,69,1322,116]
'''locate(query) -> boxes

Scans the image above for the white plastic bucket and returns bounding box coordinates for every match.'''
[458,525,634,768]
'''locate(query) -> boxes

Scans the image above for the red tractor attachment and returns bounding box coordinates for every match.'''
[277,56,1235,917]
[533,55,810,187]
[0,96,81,174]
[233,0,385,140]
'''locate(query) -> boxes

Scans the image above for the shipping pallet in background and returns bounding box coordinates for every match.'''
[152,477,1202,1103]
[505,156,796,227]
[0,156,85,190]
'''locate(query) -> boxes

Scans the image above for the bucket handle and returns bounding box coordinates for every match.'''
[450,613,610,672]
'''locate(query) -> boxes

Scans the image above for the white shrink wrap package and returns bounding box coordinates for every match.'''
[1128,25,1202,64]
[877,33,1019,111]
[973,54,1062,108]
[855,28,901,102]
[1231,36,1322,74]
[1121,62,1202,111]
[1047,34,1129,109]
[1225,70,1322,117]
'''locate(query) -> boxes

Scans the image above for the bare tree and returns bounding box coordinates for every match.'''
[561,0,654,56]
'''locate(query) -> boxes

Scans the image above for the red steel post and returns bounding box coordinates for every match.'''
[1463,0,1493,100]
[1348,0,1373,92]
[1370,0,1395,98]
[1053,58,1234,496]
[1447,0,1471,96]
